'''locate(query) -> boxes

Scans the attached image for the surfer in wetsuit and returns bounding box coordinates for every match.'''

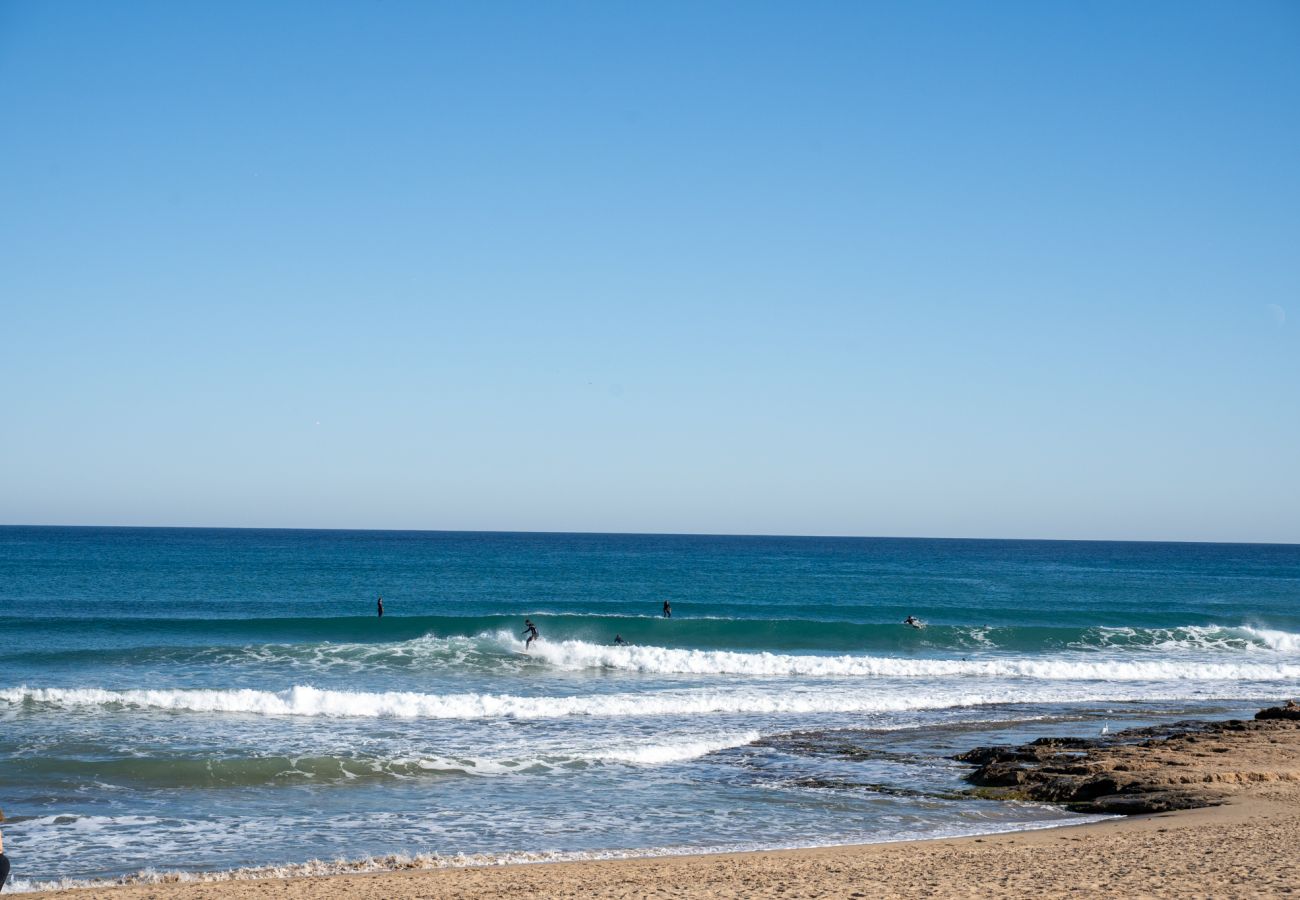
[614,634,627,645]
[662,600,672,618]
[522,618,540,649]
[377,595,384,618]
[903,615,922,629]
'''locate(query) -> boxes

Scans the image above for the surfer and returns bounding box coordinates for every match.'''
[903,615,923,629]
[614,634,627,645]
[0,808,9,894]
[377,595,384,618]
[522,618,540,649]
[662,600,672,618]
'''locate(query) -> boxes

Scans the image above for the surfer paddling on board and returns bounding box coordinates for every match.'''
[522,618,540,650]
[903,615,924,629]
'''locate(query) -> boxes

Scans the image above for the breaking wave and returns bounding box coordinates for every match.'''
[2,678,1291,722]
[0,732,762,788]
[503,636,1300,681]
[8,617,1300,669]
[10,623,1300,680]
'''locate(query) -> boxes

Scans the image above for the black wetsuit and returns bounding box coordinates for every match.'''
[0,847,10,893]
[662,602,672,618]
[523,623,539,648]
[377,598,384,618]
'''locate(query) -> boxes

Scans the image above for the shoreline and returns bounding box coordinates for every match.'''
[11,813,1113,894]
[28,705,1300,898]
[26,798,1300,898]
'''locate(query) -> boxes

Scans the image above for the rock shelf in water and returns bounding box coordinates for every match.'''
[956,701,1300,814]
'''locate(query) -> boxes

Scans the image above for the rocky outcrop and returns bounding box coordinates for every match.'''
[957,704,1300,814]
[1255,699,1300,721]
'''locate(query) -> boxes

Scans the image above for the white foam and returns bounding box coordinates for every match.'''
[591,731,761,765]
[506,635,1300,681]
[1,680,1289,722]
[202,634,493,672]
[182,625,1300,677]
[1076,625,1300,653]
[389,732,758,773]
[1240,626,1300,653]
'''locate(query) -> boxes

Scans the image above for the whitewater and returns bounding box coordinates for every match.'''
[2,527,1298,889]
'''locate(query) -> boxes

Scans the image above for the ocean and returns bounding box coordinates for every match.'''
[2,527,1298,890]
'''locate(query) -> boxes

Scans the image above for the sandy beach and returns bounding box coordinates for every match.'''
[33,707,1300,900]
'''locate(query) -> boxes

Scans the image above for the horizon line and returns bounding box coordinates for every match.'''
[1,522,1296,548]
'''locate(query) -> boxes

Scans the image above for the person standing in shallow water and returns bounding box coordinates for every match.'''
[377,596,384,618]
[0,808,11,893]
[662,600,672,618]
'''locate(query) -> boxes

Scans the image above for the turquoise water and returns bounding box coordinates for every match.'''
[2,527,1298,889]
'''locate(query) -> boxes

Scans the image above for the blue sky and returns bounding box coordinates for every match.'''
[1,1,1297,541]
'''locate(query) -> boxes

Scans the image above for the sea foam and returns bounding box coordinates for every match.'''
[1239,626,1300,653]
[2,678,1290,721]
[507,635,1300,681]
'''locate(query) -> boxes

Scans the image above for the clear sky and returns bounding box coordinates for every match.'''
[1,1,1297,542]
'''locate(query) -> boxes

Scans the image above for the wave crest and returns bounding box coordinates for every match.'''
[507,635,1300,681]
[3,677,1294,722]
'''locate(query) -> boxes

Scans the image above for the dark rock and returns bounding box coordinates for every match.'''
[1066,776,1122,802]
[1027,736,1095,749]
[1085,792,1220,815]
[954,746,1024,766]
[1255,700,1300,721]
[967,762,1030,787]
[953,746,1002,765]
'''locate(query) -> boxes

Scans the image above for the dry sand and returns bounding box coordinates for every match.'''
[33,711,1300,900]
